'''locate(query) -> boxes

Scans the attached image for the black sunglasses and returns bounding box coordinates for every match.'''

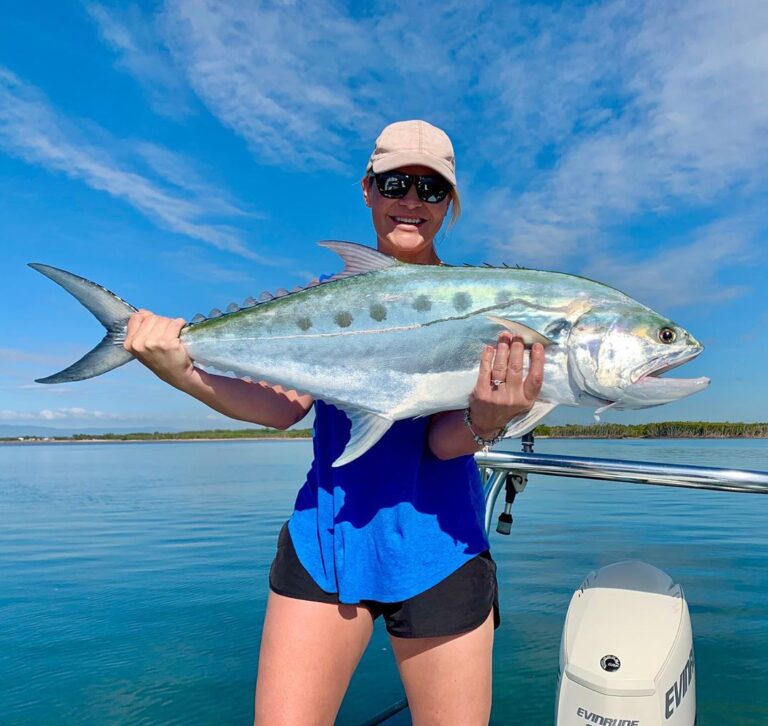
[371,172,452,203]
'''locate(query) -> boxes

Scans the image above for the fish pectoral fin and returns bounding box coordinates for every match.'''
[332,409,394,468]
[503,401,558,439]
[318,241,400,279]
[486,316,554,347]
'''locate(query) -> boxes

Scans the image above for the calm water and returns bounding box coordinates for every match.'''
[1,438,767,725]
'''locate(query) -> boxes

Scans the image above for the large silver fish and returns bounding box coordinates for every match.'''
[30,241,709,466]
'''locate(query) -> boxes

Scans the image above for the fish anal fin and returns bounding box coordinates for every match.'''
[487,316,554,348]
[332,408,394,467]
[503,401,558,439]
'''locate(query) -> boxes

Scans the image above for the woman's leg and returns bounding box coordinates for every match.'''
[390,609,495,726]
[254,591,374,726]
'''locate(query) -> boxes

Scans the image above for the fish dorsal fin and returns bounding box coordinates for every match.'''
[332,407,393,467]
[318,241,399,279]
[487,316,554,347]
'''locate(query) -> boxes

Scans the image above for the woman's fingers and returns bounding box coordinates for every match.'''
[168,317,187,338]
[124,310,151,350]
[491,334,511,385]
[476,344,494,389]
[523,342,545,401]
[133,314,163,351]
[506,336,525,388]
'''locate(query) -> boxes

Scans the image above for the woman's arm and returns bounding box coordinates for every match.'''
[123,311,313,430]
[428,334,545,460]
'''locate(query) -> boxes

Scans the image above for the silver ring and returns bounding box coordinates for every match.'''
[491,378,505,387]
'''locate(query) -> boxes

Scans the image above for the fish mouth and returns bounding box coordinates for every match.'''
[633,348,702,383]
[621,348,709,407]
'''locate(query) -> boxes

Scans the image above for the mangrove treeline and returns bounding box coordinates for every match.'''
[534,421,768,439]
[5,422,767,443]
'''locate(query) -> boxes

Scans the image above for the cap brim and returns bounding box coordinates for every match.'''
[370,151,457,188]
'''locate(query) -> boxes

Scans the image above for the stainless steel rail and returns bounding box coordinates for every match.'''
[359,444,768,725]
[476,450,768,494]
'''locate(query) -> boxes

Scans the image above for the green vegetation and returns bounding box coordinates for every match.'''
[5,422,768,443]
[4,427,312,442]
[534,421,768,438]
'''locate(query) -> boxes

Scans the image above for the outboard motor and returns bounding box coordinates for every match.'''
[556,561,695,725]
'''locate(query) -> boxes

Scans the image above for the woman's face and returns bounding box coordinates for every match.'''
[362,164,451,264]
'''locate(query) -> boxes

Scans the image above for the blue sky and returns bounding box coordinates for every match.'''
[1,0,766,432]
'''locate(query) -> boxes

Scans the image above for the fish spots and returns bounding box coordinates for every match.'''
[413,294,432,312]
[334,311,353,328]
[495,290,511,305]
[453,292,472,312]
[297,316,312,331]
[369,303,387,322]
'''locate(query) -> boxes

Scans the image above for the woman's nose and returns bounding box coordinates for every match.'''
[398,185,422,207]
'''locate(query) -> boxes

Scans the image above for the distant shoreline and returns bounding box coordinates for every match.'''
[0,436,310,445]
[3,421,767,443]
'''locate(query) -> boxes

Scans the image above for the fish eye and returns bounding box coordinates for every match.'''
[658,327,677,344]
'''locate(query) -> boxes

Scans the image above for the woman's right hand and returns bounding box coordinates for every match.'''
[123,310,195,389]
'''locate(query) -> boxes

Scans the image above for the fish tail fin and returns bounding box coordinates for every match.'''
[29,263,137,383]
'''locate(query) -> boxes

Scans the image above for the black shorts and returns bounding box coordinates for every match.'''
[269,523,500,639]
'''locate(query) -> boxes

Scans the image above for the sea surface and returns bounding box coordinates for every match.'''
[1,438,767,725]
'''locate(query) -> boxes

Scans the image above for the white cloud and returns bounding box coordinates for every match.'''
[0,347,69,365]
[87,3,193,118]
[473,0,768,261]
[154,0,486,170]
[159,0,379,169]
[585,217,756,309]
[0,67,267,260]
[134,142,258,218]
[18,384,74,394]
[0,407,128,421]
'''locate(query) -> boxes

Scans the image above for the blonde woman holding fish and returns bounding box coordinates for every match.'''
[123,120,545,725]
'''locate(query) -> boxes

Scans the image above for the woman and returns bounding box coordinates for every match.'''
[124,119,545,725]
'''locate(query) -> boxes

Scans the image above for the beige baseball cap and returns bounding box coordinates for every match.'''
[366,120,458,191]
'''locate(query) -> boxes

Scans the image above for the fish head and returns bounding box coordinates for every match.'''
[567,304,710,409]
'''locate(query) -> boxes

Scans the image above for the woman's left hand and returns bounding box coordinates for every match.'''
[467,333,545,439]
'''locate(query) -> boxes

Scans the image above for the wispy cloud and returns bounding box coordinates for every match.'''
[159,0,380,169]
[162,246,261,285]
[0,347,69,365]
[134,142,259,219]
[473,0,768,260]
[0,67,267,260]
[87,2,193,118]
[585,217,756,309]
[17,384,74,394]
[0,407,128,421]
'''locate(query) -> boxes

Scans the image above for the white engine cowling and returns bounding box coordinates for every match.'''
[555,561,695,726]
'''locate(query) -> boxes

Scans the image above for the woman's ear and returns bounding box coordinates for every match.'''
[361,177,372,208]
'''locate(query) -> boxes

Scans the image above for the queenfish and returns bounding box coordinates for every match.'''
[30,241,709,466]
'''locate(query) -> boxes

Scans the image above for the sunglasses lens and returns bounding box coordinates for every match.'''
[416,175,451,203]
[373,173,451,203]
[375,173,410,198]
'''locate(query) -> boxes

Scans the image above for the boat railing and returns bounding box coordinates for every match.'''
[478,434,768,537]
[358,434,768,726]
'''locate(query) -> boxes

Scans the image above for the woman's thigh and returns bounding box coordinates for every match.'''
[254,591,374,726]
[390,609,495,726]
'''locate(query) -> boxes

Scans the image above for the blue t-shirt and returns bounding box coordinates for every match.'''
[288,400,489,604]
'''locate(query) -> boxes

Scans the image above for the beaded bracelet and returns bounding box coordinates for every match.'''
[463,407,508,450]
